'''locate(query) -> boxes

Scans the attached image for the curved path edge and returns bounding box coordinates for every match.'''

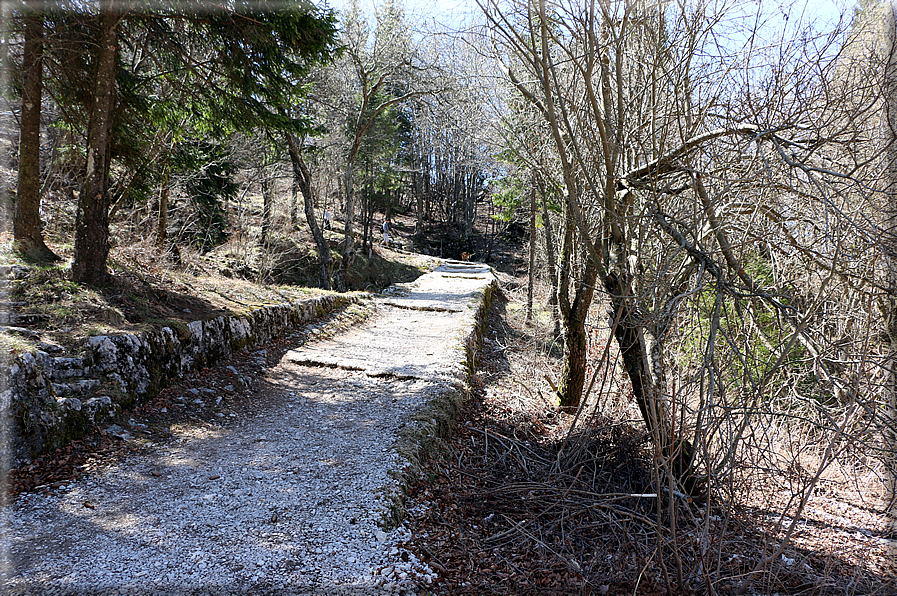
[379,261,497,524]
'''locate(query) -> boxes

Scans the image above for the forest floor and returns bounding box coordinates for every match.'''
[7,271,894,595]
[0,206,525,357]
[0,227,440,358]
[400,287,897,596]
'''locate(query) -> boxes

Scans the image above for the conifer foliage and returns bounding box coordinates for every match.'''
[10,0,339,283]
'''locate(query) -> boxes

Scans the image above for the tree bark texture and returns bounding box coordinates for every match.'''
[605,275,661,435]
[290,178,299,228]
[361,187,369,253]
[155,138,176,246]
[156,176,169,245]
[286,134,332,290]
[413,170,423,235]
[539,185,560,337]
[556,271,598,409]
[883,0,897,515]
[260,173,272,246]
[72,2,120,284]
[526,175,536,322]
[555,214,599,409]
[14,6,59,262]
[336,161,356,292]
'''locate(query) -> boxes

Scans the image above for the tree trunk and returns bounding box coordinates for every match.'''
[361,178,371,253]
[336,160,356,292]
[414,163,423,235]
[526,175,536,322]
[604,260,700,493]
[286,134,331,290]
[557,258,599,410]
[155,140,174,246]
[462,169,475,239]
[539,185,560,337]
[14,5,59,262]
[555,212,599,409]
[156,174,169,245]
[883,0,897,512]
[424,168,431,223]
[290,177,299,228]
[605,275,662,435]
[72,2,120,285]
[260,172,272,246]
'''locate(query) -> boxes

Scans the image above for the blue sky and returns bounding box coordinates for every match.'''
[324,0,854,31]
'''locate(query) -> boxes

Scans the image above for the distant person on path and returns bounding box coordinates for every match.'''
[382,218,390,246]
[323,208,331,230]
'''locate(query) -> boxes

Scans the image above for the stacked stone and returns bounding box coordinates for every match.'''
[2,294,359,466]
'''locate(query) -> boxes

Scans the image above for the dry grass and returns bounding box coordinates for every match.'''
[0,192,444,355]
[402,280,896,596]
[0,231,331,355]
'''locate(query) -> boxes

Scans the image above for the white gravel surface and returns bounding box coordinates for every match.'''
[1,262,496,596]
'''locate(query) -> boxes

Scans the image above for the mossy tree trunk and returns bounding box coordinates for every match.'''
[555,213,599,409]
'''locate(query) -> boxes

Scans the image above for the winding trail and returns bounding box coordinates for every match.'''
[2,261,496,596]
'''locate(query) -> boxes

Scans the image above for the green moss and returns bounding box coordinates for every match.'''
[58,409,89,443]
[11,267,84,304]
[145,318,192,340]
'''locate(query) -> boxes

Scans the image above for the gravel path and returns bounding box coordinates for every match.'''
[1,262,496,596]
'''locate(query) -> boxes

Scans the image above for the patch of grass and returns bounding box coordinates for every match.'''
[144,318,192,340]
[0,333,35,358]
[345,247,436,292]
[12,267,85,304]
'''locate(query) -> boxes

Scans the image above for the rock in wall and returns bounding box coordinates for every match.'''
[1,294,360,467]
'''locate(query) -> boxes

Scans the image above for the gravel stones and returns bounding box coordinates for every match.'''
[4,368,434,596]
[2,262,497,596]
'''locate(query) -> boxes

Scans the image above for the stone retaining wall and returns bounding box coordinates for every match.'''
[1,293,362,467]
[390,274,498,522]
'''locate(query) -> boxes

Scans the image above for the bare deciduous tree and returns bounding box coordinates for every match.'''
[286,133,332,290]
[480,0,894,589]
[332,0,435,290]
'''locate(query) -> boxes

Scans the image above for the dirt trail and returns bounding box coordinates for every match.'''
[2,261,496,596]
[286,261,493,381]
